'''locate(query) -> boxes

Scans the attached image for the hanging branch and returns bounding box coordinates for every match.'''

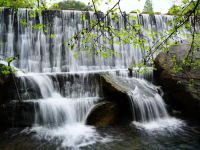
[144,0,200,64]
[185,9,197,64]
[67,0,200,70]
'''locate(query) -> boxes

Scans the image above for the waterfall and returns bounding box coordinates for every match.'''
[18,73,101,126]
[0,8,189,73]
[107,72,169,122]
[0,8,185,147]
[18,73,102,148]
[127,79,168,122]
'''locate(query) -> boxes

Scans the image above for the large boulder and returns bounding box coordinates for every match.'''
[86,74,134,127]
[86,101,119,127]
[154,44,200,120]
[100,74,133,121]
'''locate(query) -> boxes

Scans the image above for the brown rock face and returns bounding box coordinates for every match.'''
[86,74,135,127]
[86,101,119,127]
[154,44,200,120]
[100,74,133,121]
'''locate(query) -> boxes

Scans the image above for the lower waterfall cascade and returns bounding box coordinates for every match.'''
[20,73,105,148]
[11,70,184,148]
[111,75,169,122]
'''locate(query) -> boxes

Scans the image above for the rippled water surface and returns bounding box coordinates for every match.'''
[0,118,199,150]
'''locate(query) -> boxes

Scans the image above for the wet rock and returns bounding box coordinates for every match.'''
[101,74,130,94]
[86,73,137,127]
[154,44,200,120]
[0,74,16,104]
[86,101,119,127]
[100,74,133,121]
[0,101,36,129]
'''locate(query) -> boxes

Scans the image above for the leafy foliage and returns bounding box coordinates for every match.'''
[0,0,36,9]
[0,55,18,76]
[143,0,154,14]
[0,65,15,76]
[168,5,181,15]
[65,0,200,74]
[50,0,93,11]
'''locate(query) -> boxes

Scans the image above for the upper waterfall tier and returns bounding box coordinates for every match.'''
[0,8,185,73]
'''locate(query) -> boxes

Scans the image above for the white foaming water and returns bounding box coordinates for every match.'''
[34,96,99,127]
[29,75,55,98]
[127,78,185,130]
[31,96,105,149]
[19,73,109,148]
[26,123,112,149]
[133,118,185,132]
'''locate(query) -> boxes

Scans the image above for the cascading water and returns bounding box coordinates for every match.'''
[0,8,186,148]
[111,74,169,122]
[108,72,183,130]
[19,73,102,148]
[128,84,168,122]
[0,8,189,72]
[108,72,165,119]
